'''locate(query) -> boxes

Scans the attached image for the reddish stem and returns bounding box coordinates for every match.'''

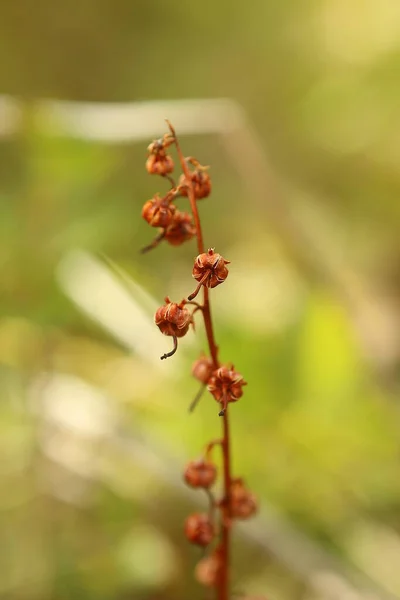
[221,406,231,580]
[168,121,231,600]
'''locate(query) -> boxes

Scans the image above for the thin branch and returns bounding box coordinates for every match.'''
[189,384,206,413]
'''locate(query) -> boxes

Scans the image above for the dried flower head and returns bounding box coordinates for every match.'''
[164,210,196,246]
[192,355,214,384]
[154,298,192,359]
[188,249,230,300]
[207,365,247,415]
[179,168,212,199]
[155,297,191,338]
[142,193,176,228]
[146,138,174,175]
[184,458,217,489]
[184,513,214,546]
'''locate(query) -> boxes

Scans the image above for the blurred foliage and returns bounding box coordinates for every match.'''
[1,1,400,599]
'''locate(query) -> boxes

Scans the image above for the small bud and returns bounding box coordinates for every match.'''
[164,210,196,246]
[207,365,247,415]
[146,139,174,175]
[184,458,217,488]
[179,168,212,199]
[142,193,176,228]
[184,513,214,546]
[189,249,230,300]
[230,479,257,520]
[154,298,192,338]
[192,355,214,384]
[195,549,222,587]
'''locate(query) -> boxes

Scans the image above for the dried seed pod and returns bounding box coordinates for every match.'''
[230,479,258,520]
[154,298,192,338]
[195,549,222,587]
[146,139,174,175]
[184,458,217,488]
[179,168,212,199]
[142,193,176,228]
[207,365,247,415]
[164,210,196,246]
[154,298,192,360]
[192,355,214,384]
[189,249,230,300]
[184,513,214,546]
[193,249,230,288]
[146,153,174,175]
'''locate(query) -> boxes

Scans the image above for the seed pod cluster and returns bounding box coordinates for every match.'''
[141,124,257,594]
[141,135,210,253]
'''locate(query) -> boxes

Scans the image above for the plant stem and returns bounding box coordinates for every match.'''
[169,121,231,600]
[221,407,231,594]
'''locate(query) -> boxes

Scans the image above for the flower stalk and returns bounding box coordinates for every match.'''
[141,122,257,599]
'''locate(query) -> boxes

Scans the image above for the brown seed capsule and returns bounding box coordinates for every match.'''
[188,249,230,300]
[184,458,217,488]
[142,193,176,228]
[192,355,214,384]
[146,139,174,175]
[230,479,258,520]
[154,298,192,338]
[195,549,222,587]
[184,513,214,546]
[179,169,212,199]
[207,365,247,415]
[164,210,196,246]
[146,153,174,175]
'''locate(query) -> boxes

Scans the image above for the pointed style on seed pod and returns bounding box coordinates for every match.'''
[192,355,214,384]
[142,193,176,228]
[195,548,223,587]
[188,249,230,300]
[184,458,217,488]
[164,210,196,246]
[207,365,247,415]
[146,138,174,175]
[230,479,258,520]
[179,168,212,199]
[184,513,215,546]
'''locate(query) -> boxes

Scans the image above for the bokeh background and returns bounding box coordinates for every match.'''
[1,2,400,599]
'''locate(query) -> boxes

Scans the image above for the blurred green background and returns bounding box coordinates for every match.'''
[1,1,400,599]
